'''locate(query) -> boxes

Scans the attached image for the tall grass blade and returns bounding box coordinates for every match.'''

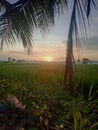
[88,83,93,101]
[91,122,98,128]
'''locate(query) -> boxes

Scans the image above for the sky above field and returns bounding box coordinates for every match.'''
[0,1,98,62]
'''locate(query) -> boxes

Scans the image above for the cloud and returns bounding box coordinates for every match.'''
[0,36,98,61]
[93,16,98,23]
[80,36,98,50]
[9,51,25,54]
[54,56,65,61]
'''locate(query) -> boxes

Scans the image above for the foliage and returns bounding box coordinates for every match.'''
[0,0,67,50]
[0,95,98,130]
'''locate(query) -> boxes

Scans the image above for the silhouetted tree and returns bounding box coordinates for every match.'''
[8,57,12,62]
[82,58,89,64]
[12,58,16,62]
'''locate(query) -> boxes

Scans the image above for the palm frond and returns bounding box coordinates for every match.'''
[0,0,67,52]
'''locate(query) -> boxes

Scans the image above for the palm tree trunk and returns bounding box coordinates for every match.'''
[64,41,74,94]
[64,0,77,95]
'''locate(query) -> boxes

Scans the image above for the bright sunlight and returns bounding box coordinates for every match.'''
[43,55,54,62]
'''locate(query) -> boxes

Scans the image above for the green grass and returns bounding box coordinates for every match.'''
[0,63,98,98]
[0,62,65,99]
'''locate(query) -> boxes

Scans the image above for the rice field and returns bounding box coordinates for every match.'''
[0,62,98,98]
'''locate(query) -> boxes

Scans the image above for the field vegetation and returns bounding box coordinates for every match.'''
[0,62,98,130]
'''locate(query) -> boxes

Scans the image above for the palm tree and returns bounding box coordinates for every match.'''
[0,0,66,50]
[0,0,97,94]
[64,0,97,94]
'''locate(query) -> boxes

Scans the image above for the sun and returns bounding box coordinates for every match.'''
[43,56,54,62]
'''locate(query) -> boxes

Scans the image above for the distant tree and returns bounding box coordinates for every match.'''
[8,57,12,62]
[82,58,89,64]
[12,58,16,62]
[22,59,25,62]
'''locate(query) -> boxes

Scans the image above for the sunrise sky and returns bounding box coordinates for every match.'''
[0,1,98,62]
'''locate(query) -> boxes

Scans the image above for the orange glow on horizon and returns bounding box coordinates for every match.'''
[43,55,54,62]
